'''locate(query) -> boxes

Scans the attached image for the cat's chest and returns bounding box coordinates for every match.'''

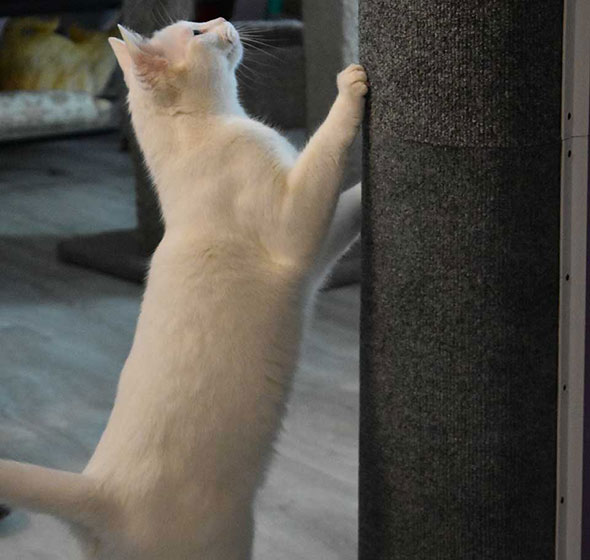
[138,240,303,355]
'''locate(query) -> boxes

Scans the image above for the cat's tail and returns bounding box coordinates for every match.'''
[0,459,107,527]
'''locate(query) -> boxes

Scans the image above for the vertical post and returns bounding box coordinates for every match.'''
[302,0,358,133]
[302,0,362,288]
[559,2,590,559]
[359,2,563,559]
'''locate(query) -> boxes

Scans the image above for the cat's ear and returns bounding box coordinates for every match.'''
[108,37,132,76]
[117,25,146,60]
[115,25,169,86]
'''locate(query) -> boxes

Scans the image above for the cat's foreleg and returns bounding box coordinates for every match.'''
[278,64,367,263]
[308,181,362,290]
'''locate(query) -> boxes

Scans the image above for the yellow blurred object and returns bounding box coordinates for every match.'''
[0,17,116,94]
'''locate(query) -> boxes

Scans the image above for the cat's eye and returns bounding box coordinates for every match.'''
[193,29,202,36]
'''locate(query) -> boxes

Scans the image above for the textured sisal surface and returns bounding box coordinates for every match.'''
[359,1,562,558]
[360,1,562,148]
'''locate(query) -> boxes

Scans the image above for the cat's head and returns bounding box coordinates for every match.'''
[109,18,243,112]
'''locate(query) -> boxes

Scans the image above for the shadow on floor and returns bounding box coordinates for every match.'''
[0,233,142,305]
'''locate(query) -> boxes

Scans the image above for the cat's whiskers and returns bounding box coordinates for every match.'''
[240,41,283,58]
[233,23,259,32]
[234,26,278,43]
[236,61,256,78]
[237,32,279,50]
[234,30,267,41]
[234,23,275,35]
[239,49,281,73]
[237,31,274,41]
[236,57,259,73]
[152,3,170,30]
[150,4,166,30]
[157,0,176,25]
[236,62,264,86]
[236,72,258,89]
[239,40,284,63]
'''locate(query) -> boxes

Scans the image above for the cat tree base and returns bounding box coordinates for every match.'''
[57,229,149,284]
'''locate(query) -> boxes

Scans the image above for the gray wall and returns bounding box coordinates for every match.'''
[359,2,563,558]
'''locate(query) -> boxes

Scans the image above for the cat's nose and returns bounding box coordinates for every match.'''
[192,17,227,34]
[223,22,238,44]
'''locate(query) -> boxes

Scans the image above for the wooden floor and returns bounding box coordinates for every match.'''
[0,134,360,559]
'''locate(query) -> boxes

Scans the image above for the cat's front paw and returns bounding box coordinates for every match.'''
[337,64,368,100]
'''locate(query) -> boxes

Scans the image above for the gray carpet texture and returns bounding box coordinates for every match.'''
[358,1,562,559]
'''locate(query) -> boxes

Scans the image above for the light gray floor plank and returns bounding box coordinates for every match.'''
[0,135,360,559]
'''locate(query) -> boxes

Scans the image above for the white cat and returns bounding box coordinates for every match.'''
[0,18,366,560]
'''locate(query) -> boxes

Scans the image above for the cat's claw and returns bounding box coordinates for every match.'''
[337,64,369,99]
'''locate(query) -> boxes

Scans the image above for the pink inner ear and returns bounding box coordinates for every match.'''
[138,40,165,58]
[133,50,169,86]
[138,52,168,71]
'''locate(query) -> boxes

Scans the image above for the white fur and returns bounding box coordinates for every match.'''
[0,19,367,560]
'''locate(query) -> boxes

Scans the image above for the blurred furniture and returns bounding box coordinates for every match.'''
[0,0,122,141]
[0,1,121,16]
[0,91,113,142]
[196,0,235,20]
[233,0,266,20]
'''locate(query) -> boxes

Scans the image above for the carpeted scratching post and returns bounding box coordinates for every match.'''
[359,2,563,559]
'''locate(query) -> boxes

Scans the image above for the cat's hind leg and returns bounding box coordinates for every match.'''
[320,182,361,265]
[311,182,361,286]
[0,459,108,528]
